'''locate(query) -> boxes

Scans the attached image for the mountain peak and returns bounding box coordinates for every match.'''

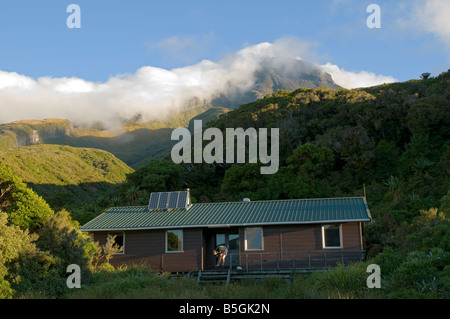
[211,57,340,108]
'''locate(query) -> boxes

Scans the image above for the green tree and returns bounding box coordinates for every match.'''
[384,175,403,203]
[125,185,140,204]
[421,72,431,80]
[372,140,401,181]
[0,163,54,231]
[36,210,94,276]
[397,208,450,252]
[124,159,186,193]
[91,234,123,268]
[440,189,450,215]
[221,163,265,198]
[0,211,35,298]
[10,210,96,298]
[286,143,334,180]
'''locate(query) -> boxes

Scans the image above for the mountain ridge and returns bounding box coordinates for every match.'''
[0,58,341,167]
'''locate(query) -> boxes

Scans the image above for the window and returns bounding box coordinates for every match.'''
[108,232,125,254]
[166,229,183,253]
[245,227,263,251]
[215,233,239,252]
[228,234,239,251]
[322,224,342,248]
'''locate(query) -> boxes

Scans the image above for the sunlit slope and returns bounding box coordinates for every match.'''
[0,144,134,210]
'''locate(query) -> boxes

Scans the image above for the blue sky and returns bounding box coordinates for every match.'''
[0,0,449,125]
[0,0,447,81]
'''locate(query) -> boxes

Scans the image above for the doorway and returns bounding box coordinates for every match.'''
[204,228,240,269]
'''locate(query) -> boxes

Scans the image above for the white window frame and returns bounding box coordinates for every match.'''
[244,227,264,251]
[321,224,343,249]
[165,229,184,253]
[108,231,125,255]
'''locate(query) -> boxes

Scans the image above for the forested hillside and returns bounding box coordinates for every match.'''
[0,145,133,212]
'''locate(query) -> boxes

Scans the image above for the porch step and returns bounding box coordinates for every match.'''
[197,270,231,285]
[194,269,304,285]
[230,269,294,281]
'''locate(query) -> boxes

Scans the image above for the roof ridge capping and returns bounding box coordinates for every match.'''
[191,196,367,205]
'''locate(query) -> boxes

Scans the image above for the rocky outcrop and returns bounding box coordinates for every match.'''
[0,119,73,147]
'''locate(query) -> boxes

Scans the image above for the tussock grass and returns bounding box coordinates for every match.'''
[63,264,382,299]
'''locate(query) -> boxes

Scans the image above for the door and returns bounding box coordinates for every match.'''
[215,233,239,267]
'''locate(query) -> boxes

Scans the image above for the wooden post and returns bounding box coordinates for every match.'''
[260,253,263,271]
[292,252,295,269]
[279,233,283,259]
[201,246,204,271]
[308,252,311,270]
[277,252,280,270]
[246,253,248,272]
[201,231,204,271]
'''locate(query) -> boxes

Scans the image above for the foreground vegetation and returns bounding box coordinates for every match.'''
[63,254,449,299]
[0,71,449,299]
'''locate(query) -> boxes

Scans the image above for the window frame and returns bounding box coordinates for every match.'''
[108,231,125,255]
[321,224,343,249]
[165,229,184,253]
[244,227,264,251]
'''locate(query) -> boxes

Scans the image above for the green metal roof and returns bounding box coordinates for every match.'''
[79,197,372,232]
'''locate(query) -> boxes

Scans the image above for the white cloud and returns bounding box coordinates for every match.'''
[0,70,36,90]
[321,63,397,89]
[0,38,397,127]
[0,44,253,127]
[413,0,450,47]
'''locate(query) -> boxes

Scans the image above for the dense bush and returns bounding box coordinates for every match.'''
[0,163,54,231]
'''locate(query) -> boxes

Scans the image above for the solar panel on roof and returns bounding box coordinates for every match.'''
[167,192,179,209]
[148,191,190,210]
[159,192,169,208]
[148,192,160,210]
[178,191,188,207]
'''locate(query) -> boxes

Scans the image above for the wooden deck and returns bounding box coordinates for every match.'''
[224,250,365,271]
[191,250,366,284]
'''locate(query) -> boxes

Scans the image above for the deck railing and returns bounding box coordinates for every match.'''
[226,250,366,272]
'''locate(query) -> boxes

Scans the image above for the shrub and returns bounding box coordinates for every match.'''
[372,246,405,275]
[0,163,54,231]
[307,262,373,298]
[385,249,450,298]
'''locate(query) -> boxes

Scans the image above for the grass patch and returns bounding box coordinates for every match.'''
[63,264,383,299]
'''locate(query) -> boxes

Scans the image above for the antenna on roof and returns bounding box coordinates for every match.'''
[363,184,366,199]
